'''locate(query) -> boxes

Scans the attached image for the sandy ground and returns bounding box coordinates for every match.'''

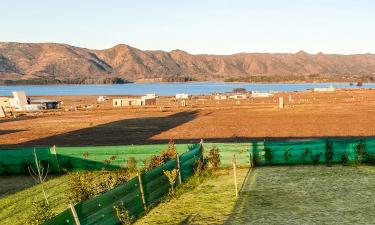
[1,89,375,148]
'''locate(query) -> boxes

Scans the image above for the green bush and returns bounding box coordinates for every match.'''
[68,170,130,202]
[27,201,55,225]
[208,146,221,168]
[114,201,134,225]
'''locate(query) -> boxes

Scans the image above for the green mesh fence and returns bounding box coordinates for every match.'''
[43,145,202,225]
[1,138,375,175]
[253,138,375,166]
[0,147,60,175]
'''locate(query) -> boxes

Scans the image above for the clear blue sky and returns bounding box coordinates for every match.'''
[1,0,375,54]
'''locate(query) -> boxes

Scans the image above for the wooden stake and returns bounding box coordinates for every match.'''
[176,154,182,185]
[137,172,147,211]
[51,145,61,173]
[69,203,81,225]
[200,139,205,161]
[233,155,238,197]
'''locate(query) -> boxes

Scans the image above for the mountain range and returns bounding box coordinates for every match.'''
[1,42,375,84]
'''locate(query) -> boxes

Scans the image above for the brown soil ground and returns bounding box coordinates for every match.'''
[1,89,375,148]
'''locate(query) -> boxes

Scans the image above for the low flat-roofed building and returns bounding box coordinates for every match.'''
[113,96,156,107]
[251,92,274,98]
[213,94,228,100]
[313,86,335,92]
[176,93,189,99]
[30,99,61,109]
[229,94,247,99]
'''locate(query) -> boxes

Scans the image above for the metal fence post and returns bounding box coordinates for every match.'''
[69,203,81,225]
[137,172,147,211]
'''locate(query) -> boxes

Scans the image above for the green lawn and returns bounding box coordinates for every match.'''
[134,168,249,225]
[0,174,70,225]
[227,165,375,225]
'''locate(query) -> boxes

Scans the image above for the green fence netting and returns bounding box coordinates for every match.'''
[43,144,202,225]
[253,138,375,166]
[1,138,375,175]
[0,147,60,175]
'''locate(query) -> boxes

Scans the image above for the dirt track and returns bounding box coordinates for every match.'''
[1,89,375,148]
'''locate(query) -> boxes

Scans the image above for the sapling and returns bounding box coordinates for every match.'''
[28,148,50,205]
[163,169,178,194]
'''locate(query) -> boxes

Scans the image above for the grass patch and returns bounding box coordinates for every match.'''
[0,174,70,225]
[134,168,249,225]
[227,165,375,224]
[0,170,135,225]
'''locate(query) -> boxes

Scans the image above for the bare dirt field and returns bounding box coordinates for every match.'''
[1,88,375,148]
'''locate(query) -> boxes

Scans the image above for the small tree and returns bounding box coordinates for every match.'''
[163,169,178,194]
[126,157,137,173]
[264,148,273,165]
[28,148,50,205]
[208,146,221,168]
[325,142,334,166]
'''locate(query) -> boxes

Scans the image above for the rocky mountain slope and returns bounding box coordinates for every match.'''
[1,42,375,84]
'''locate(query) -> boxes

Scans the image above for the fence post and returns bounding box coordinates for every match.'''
[51,145,61,173]
[137,172,147,211]
[176,153,182,185]
[200,139,205,161]
[233,154,238,197]
[69,203,81,225]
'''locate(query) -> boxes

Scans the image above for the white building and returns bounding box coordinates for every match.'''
[313,85,335,92]
[176,93,189,99]
[251,92,274,98]
[229,94,247,99]
[213,94,228,100]
[97,96,108,102]
[10,91,28,111]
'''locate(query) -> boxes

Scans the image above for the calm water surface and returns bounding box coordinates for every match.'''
[0,82,374,96]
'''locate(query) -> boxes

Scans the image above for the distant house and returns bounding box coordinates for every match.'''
[251,92,274,98]
[213,94,228,100]
[145,93,158,99]
[313,86,335,92]
[176,93,189,99]
[229,94,247,99]
[30,99,61,109]
[113,96,156,107]
[97,96,108,102]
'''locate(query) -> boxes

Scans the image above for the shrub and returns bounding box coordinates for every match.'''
[126,157,137,172]
[142,155,163,172]
[341,153,349,166]
[208,146,221,168]
[284,148,291,162]
[310,152,322,165]
[325,142,334,166]
[193,158,208,176]
[163,169,178,194]
[264,148,273,165]
[68,170,130,202]
[160,139,177,162]
[300,148,310,164]
[142,139,178,172]
[114,201,134,225]
[355,142,367,166]
[27,201,55,225]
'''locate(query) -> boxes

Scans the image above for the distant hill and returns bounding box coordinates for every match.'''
[1,42,375,84]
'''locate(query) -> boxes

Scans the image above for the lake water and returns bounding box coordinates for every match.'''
[0,82,374,96]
